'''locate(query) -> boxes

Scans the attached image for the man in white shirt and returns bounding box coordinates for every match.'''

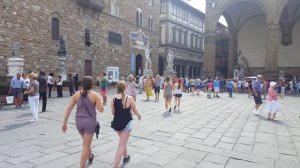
[47,72,54,98]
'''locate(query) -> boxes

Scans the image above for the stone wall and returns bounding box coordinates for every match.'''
[0,0,160,77]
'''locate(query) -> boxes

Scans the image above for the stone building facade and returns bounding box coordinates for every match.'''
[159,0,205,78]
[204,0,300,79]
[0,0,160,78]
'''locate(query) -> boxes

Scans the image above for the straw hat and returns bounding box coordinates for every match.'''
[270,81,277,87]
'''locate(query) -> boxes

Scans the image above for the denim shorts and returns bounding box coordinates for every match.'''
[122,120,133,132]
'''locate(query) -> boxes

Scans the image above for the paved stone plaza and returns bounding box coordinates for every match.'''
[0,90,300,168]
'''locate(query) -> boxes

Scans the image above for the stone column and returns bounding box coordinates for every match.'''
[265,24,280,76]
[204,32,216,77]
[228,34,237,78]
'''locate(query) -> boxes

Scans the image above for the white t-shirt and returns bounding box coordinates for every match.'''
[174,83,182,94]
[47,76,53,85]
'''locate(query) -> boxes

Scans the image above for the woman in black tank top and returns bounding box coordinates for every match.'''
[111,81,141,168]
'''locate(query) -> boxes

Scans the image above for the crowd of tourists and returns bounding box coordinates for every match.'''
[7,70,300,167]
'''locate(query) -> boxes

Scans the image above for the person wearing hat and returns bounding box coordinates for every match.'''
[252,74,263,115]
[56,75,63,97]
[24,72,39,122]
[266,81,279,120]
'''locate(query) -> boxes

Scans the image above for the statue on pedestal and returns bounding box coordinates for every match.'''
[144,45,152,71]
[234,50,249,79]
[57,36,67,57]
[143,45,153,77]
[7,42,25,76]
[167,50,175,73]
[164,50,177,76]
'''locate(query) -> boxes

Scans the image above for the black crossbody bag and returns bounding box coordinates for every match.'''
[81,94,100,139]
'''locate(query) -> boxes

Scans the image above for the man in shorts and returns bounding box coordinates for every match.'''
[9,73,25,108]
[213,77,220,98]
[253,75,263,115]
[100,73,108,106]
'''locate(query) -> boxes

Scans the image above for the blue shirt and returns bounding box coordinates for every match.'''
[227,81,233,89]
[213,80,220,87]
[253,80,262,93]
[10,77,25,89]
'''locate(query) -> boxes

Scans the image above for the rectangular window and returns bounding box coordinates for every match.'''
[184,31,188,46]
[178,31,182,44]
[177,8,182,18]
[108,32,122,45]
[200,36,203,50]
[161,2,166,13]
[183,11,187,21]
[172,28,176,43]
[171,3,176,15]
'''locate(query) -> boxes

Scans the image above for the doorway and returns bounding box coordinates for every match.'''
[136,54,143,76]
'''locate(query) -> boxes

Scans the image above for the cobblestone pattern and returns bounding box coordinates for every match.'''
[0,91,300,167]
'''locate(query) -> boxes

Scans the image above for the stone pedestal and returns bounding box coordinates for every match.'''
[233,68,239,80]
[164,70,177,77]
[143,68,153,77]
[58,57,67,81]
[7,57,25,76]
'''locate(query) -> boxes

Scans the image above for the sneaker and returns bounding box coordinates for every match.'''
[30,119,36,122]
[253,109,261,116]
[123,155,130,163]
[88,153,94,164]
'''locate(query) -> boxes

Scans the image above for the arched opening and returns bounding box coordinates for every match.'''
[215,1,267,77]
[215,17,229,78]
[278,0,300,75]
[136,54,143,76]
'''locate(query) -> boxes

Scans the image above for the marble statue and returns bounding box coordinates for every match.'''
[144,45,152,71]
[167,50,175,72]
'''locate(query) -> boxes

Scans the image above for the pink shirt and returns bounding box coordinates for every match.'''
[208,82,213,89]
[267,88,277,101]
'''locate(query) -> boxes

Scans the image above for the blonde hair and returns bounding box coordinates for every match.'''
[28,72,38,79]
[116,80,127,108]
[128,75,134,82]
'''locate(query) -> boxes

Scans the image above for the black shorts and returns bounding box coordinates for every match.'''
[175,94,182,97]
[154,87,160,93]
[254,92,262,104]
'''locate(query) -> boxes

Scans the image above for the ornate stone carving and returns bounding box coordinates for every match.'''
[76,0,104,12]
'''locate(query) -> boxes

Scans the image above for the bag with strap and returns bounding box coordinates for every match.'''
[81,94,100,139]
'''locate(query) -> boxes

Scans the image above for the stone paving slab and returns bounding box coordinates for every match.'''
[0,90,300,167]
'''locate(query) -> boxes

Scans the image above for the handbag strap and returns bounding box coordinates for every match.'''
[80,91,93,117]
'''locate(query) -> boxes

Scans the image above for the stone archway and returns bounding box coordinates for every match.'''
[278,0,300,75]
[204,0,269,77]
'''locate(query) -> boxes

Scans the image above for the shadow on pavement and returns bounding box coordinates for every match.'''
[162,111,171,118]
[0,121,32,132]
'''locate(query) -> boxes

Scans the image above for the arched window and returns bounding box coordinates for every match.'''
[148,15,154,31]
[136,11,139,26]
[136,9,143,27]
[52,18,59,40]
[111,0,119,17]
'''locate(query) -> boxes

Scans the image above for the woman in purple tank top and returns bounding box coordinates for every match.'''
[62,76,104,168]
[111,81,141,168]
